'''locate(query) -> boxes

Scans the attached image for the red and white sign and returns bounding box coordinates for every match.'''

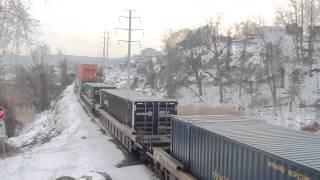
[0,106,5,121]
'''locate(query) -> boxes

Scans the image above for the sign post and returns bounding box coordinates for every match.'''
[0,106,7,156]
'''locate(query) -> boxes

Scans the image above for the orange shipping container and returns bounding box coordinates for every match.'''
[77,64,97,81]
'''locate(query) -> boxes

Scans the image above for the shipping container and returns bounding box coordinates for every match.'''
[171,115,320,180]
[75,79,90,96]
[74,79,84,96]
[76,64,97,81]
[83,82,116,103]
[100,89,178,135]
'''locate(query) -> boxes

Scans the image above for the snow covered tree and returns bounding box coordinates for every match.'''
[233,19,257,99]
[260,41,284,105]
[200,18,230,103]
[162,29,189,97]
[0,0,37,54]
[177,28,206,97]
[0,0,37,135]
[136,48,163,90]
[276,0,320,75]
[15,44,57,112]
[57,49,70,88]
[59,58,69,87]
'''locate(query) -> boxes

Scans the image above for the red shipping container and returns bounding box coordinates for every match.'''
[77,64,97,81]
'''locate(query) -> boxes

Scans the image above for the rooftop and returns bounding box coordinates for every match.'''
[102,88,176,102]
[85,82,116,88]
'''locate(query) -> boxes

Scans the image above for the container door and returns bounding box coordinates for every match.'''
[146,102,155,135]
[134,102,154,135]
[153,102,159,135]
[158,101,177,135]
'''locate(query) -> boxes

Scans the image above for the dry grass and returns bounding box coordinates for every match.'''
[15,107,36,124]
[178,104,241,116]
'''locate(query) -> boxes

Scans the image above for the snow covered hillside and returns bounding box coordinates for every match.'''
[0,85,154,180]
[102,47,320,133]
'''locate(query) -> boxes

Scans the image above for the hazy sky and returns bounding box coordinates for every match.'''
[31,0,280,58]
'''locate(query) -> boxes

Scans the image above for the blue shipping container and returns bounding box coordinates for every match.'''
[171,115,320,180]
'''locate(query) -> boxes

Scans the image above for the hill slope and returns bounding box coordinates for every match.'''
[0,85,154,180]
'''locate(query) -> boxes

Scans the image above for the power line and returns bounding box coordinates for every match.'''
[116,9,143,88]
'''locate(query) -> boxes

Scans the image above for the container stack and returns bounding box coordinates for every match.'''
[75,64,97,95]
[83,82,116,103]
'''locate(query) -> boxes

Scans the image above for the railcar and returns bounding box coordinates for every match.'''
[75,64,320,180]
[81,82,116,115]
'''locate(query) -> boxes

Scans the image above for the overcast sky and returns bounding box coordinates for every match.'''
[31,0,281,58]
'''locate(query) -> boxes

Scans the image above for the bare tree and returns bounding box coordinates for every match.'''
[15,44,56,112]
[201,17,229,103]
[305,0,320,74]
[162,29,189,97]
[0,0,37,83]
[177,28,206,97]
[0,0,37,55]
[275,0,320,110]
[0,0,37,136]
[96,66,105,83]
[234,19,257,99]
[276,0,320,74]
[260,41,284,105]
[145,57,158,89]
[136,48,163,89]
[57,49,70,88]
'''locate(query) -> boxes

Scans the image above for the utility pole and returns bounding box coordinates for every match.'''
[103,32,106,61]
[103,31,110,61]
[106,32,110,61]
[116,10,143,88]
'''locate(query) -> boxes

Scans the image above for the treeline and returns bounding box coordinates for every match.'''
[0,0,37,136]
[1,44,74,136]
[0,0,74,136]
[137,0,320,110]
[15,45,73,112]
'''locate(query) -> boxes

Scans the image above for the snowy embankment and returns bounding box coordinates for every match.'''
[0,85,154,180]
[104,60,320,132]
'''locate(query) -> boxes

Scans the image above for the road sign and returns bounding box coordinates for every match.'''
[0,121,6,138]
[0,106,5,121]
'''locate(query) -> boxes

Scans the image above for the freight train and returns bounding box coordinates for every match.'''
[75,64,320,180]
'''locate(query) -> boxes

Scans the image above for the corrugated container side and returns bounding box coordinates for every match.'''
[171,118,190,169]
[100,90,132,126]
[172,118,320,180]
[77,64,97,81]
[189,125,320,180]
[84,84,116,103]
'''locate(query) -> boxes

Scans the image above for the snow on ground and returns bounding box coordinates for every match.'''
[103,60,320,133]
[255,107,318,130]
[0,85,155,180]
